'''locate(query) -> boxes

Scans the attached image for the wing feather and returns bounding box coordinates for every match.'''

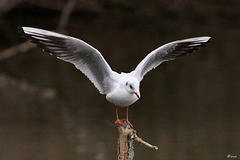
[131,37,211,81]
[19,27,115,94]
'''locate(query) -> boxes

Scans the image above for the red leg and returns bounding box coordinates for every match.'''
[114,106,133,127]
[125,106,133,127]
[115,106,119,119]
[115,106,123,125]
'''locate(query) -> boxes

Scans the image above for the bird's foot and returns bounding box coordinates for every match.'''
[115,118,124,126]
[115,118,133,127]
[125,119,133,127]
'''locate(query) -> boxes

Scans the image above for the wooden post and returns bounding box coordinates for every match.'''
[117,121,158,160]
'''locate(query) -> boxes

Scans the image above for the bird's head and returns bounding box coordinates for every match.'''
[124,78,140,99]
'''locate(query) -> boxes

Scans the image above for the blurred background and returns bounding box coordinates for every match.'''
[0,0,240,160]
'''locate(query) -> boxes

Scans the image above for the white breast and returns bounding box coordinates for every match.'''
[106,86,139,107]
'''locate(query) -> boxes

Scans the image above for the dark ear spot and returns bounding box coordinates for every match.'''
[126,82,128,86]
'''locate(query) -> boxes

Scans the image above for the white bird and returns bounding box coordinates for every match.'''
[19,27,211,127]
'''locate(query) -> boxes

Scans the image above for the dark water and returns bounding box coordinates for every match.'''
[0,1,240,160]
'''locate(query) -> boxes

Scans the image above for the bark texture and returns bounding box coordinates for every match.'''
[117,121,158,160]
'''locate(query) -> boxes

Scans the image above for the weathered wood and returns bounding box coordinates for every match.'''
[117,121,158,160]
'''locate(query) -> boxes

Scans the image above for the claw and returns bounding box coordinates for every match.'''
[125,119,133,127]
[115,118,124,125]
[115,118,133,127]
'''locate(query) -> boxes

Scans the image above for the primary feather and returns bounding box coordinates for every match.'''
[19,27,115,94]
[130,37,211,81]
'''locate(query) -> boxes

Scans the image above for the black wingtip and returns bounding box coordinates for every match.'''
[201,36,211,43]
[207,37,212,43]
[18,26,34,40]
[17,26,27,38]
[17,26,23,34]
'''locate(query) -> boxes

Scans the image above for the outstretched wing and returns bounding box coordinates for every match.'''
[130,37,211,81]
[19,27,115,94]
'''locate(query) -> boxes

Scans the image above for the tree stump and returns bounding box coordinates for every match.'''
[117,121,158,160]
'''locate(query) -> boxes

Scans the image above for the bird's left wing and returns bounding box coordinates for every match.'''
[19,27,115,94]
[130,37,211,81]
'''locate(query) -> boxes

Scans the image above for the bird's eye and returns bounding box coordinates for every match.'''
[130,85,133,89]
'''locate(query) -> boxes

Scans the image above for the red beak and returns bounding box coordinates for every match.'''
[134,92,140,98]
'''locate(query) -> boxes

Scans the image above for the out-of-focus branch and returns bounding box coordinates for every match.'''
[57,0,76,33]
[0,0,76,61]
[0,0,103,61]
[0,41,34,61]
[0,0,24,14]
[0,73,57,100]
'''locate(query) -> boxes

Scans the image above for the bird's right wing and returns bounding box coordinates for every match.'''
[19,27,116,94]
[130,37,211,81]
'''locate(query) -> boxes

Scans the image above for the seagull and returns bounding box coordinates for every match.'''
[19,27,211,127]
